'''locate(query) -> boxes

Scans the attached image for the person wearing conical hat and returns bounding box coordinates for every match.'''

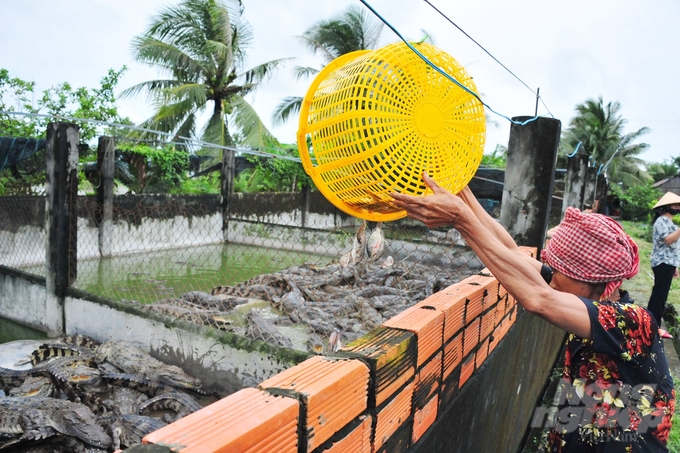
[647,191,680,336]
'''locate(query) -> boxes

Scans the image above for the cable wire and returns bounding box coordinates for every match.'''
[359,0,540,127]
[422,0,533,95]
[0,110,303,163]
[422,0,554,119]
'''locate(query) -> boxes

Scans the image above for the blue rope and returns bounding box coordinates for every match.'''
[565,142,581,158]
[359,0,541,127]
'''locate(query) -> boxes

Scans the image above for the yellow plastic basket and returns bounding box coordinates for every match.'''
[297,41,486,222]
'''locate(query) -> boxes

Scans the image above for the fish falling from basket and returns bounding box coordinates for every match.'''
[297,41,486,222]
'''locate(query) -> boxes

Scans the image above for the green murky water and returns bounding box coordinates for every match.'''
[21,243,332,304]
[0,317,48,344]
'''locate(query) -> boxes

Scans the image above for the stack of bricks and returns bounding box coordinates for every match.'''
[142,248,534,453]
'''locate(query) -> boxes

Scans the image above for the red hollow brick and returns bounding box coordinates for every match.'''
[411,394,439,444]
[413,351,442,409]
[475,338,489,368]
[383,306,445,367]
[415,289,466,343]
[374,381,414,451]
[143,387,299,453]
[258,356,369,452]
[459,355,476,388]
[336,327,416,407]
[320,415,373,453]
[463,317,480,357]
[442,333,463,381]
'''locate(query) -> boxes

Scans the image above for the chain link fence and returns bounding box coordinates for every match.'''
[0,128,500,356]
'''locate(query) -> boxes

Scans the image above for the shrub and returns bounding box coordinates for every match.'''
[618,183,661,222]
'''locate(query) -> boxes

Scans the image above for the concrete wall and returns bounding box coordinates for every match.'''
[0,265,309,395]
[0,193,357,268]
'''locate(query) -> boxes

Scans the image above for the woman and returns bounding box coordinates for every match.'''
[392,173,674,451]
[648,191,680,338]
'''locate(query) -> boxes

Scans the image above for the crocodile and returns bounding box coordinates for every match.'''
[101,372,174,398]
[1,356,102,393]
[244,310,293,348]
[2,434,108,453]
[30,343,95,366]
[7,376,54,399]
[210,284,285,302]
[139,391,202,423]
[0,397,112,449]
[102,387,148,417]
[110,414,166,450]
[95,341,203,392]
[142,303,234,331]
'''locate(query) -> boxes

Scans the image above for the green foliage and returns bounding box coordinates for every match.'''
[1,68,132,195]
[0,69,41,137]
[179,172,221,194]
[39,68,129,143]
[480,145,507,168]
[618,182,661,222]
[117,143,189,193]
[647,159,678,182]
[233,144,313,193]
[669,378,680,451]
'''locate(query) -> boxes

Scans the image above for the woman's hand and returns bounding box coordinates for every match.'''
[390,171,472,229]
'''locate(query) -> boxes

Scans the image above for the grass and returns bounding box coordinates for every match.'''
[620,221,680,452]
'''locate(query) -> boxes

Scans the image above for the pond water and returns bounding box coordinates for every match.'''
[20,243,333,304]
[0,317,47,344]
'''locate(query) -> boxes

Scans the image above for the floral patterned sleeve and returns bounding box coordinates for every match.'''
[654,217,676,244]
[581,297,658,364]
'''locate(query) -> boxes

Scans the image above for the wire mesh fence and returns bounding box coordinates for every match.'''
[0,127,489,356]
[1,185,484,355]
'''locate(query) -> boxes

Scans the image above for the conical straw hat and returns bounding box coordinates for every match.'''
[653,191,680,209]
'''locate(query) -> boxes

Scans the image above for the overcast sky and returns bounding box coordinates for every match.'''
[1,0,678,165]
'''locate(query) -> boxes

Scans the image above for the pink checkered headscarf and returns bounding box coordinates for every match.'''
[540,207,639,299]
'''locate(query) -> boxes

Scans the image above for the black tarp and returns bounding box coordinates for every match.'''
[0,137,46,171]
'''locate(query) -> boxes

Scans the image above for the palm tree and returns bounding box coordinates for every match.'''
[647,160,678,183]
[122,0,288,149]
[560,96,651,188]
[271,5,383,126]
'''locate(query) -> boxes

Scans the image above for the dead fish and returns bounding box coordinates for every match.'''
[329,331,343,352]
[381,255,394,268]
[351,223,367,265]
[340,223,367,268]
[366,222,384,261]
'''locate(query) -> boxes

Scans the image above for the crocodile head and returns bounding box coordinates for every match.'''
[48,358,102,388]
[60,404,112,449]
[8,376,54,398]
[156,365,203,390]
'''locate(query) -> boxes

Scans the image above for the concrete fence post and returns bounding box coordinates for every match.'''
[45,122,79,336]
[561,154,589,215]
[583,166,598,210]
[595,173,608,214]
[301,184,310,228]
[221,149,236,242]
[500,116,561,254]
[96,136,115,257]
